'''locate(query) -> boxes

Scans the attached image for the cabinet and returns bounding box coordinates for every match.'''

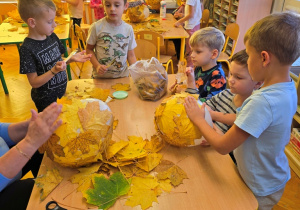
[212,0,273,53]
[286,73,300,178]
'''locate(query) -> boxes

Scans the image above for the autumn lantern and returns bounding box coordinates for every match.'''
[127,1,150,23]
[146,0,160,11]
[42,98,114,168]
[154,93,212,147]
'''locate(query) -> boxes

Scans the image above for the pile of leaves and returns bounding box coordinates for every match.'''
[40,98,114,167]
[37,135,188,209]
[154,93,203,146]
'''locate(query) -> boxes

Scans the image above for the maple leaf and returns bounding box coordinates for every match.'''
[116,136,147,161]
[155,160,188,186]
[119,165,149,178]
[144,135,165,153]
[84,172,131,210]
[111,83,131,91]
[105,140,129,160]
[35,168,63,201]
[87,87,111,102]
[136,153,163,172]
[70,163,102,193]
[125,176,161,210]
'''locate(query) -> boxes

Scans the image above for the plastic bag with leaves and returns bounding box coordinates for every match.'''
[129,57,168,101]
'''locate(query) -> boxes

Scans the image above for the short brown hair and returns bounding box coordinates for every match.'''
[230,49,248,68]
[18,0,56,22]
[244,12,300,65]
[189,27,225,55]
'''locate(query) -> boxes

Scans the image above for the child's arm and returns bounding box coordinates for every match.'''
[127,49,137,65]
[184,96,249,154]
[209,110,236,125]
[86,44,108,75]
[174,5,194,27]
[66,50,92,64]
[26,61,66,88]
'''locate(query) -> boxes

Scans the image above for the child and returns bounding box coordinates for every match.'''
[65,0,84,27]
[173,0,203,65]
[206,49,262,134]
[205,49,262,163]
[90,0,105,21]
[172,0,185,21]
[171,27,226,102]
[184,12,300,209]
[18,0,92,112]
[86,0,137,78]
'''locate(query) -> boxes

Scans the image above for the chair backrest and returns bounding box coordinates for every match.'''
[0,4,17,23]
[200,9,210,28]
[222,23,239,58]
[136,31,164,60]
[74,24,87,51]
[134,39,156,60]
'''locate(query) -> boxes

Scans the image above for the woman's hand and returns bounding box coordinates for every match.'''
[24,103,62,149]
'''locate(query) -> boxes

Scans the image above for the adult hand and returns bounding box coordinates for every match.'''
[24,102,62,149]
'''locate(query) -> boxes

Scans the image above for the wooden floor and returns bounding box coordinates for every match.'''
[1,44,300,209]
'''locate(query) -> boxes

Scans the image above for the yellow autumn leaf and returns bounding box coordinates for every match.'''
[155,160,188,186]
[113,119,119,130]
[158,179,173,193]
[136,153,163,172]
[144,135,165,153]
[125,176,161,210]
[116,136,147,161]
[70,163,102,193]
[35,168,63,201]
[87,87,111,102]
[111,83,131,91]
[105,140,129,160]
[119,165,149,178]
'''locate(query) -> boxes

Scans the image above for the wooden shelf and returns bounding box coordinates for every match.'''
[294,113,300,124]
[285,144,300,178]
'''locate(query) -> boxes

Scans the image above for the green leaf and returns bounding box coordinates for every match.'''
[84,172,131,210]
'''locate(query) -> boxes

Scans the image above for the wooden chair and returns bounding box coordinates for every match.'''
[200,9,210,28]
[136,31,174,74]
[217,23,239,72]
[134,39,157,60]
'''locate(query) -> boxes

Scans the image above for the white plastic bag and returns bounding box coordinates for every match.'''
[129,57,168,101]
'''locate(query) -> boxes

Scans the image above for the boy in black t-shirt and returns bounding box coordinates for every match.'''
[18,0,91,112]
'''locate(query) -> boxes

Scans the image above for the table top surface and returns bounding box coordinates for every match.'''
[123,13,189,39]
[26,75,257,210]
[0,15,69,45]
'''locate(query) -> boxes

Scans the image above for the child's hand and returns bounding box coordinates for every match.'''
[71,50,92,63]
[174,21,181,27]
[184,96,205,123]
[54,61,67,73]
[96,64,108,75]
[186,67,196,88]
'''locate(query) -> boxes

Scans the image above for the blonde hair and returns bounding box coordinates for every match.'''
[18,0,56,22]
[244,12,300,65]
[189,27,225,55]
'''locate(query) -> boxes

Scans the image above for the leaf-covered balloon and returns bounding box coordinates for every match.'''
[154,93,203,146]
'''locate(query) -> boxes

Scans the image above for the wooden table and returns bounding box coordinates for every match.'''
[0,15,73,83]
[123,13,189,62]
[27,75,258,210]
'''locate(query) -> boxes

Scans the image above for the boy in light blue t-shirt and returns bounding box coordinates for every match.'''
[184,12,300,209]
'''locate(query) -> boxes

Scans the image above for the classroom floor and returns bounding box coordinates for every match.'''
[0,43,300,209]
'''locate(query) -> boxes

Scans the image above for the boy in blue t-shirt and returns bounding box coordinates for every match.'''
[184,12,300,209]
